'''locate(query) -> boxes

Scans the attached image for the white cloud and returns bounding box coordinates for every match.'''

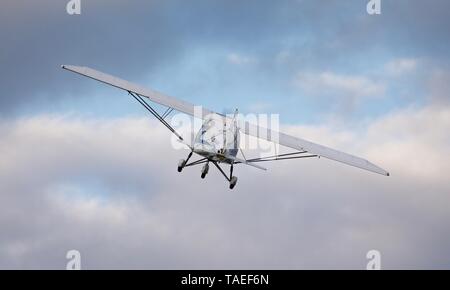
[385,58,418,76]
[227,53,256,65]
[0,107,450,269]
[294,71,386,101]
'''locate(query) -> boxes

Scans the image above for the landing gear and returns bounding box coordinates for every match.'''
[177,151,193,172]
[229,176,238,189]
[229,163,237,189]
[212,161,238,189]
[178,152,239,188]
[201,162,209,179]
[177,159,186,172]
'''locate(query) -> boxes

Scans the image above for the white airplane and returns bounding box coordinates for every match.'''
[62,65,389,189]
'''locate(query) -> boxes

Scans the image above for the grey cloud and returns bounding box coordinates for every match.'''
[0,0,187,115]
[427,69,450,104]
[2,0,450,115]
[0,0,294,114]
[0,105,450,269]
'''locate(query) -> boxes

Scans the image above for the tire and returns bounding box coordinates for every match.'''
[229,176,238,189]
[177,159,186,172]
[201,163,209,179]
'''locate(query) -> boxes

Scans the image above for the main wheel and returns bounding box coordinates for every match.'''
[201,163,209,179]
[177,159,186,172]
[229,176,238,189]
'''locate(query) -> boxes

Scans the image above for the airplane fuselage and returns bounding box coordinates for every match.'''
[192,115,240,164]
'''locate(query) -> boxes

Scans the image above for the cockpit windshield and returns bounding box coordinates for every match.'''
[194,116,239,155]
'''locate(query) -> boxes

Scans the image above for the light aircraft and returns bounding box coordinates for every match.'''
[62,65,389,189]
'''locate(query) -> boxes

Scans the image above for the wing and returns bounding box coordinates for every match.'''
[61,65,216,117]
[241,122,389,176]
[62,65,389,176]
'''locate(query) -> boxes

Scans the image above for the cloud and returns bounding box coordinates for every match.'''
[427,69,450,104]
[1,0,450,270]
[227,53,257,65]
[385,58,418,76]
[2,0,450,117]
[297,72,385,97]
[1,105,450,269]
[294,71,386,110]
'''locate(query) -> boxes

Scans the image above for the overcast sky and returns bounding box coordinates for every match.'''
[0,0,449,269]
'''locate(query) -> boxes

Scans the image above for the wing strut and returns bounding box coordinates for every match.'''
[128,91,183,141]
[242,151,318,163]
